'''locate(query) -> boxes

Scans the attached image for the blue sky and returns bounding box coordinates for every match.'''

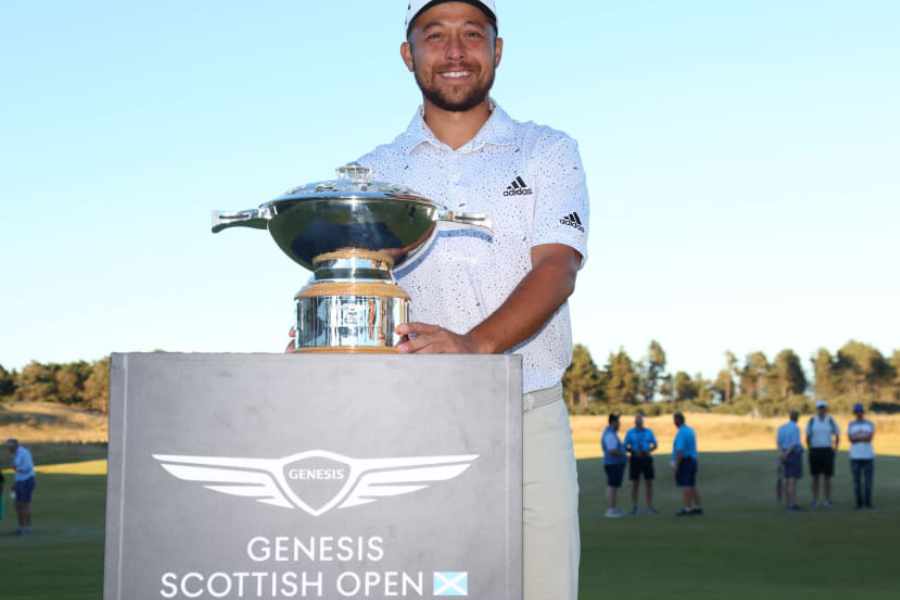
[1,1,898,378]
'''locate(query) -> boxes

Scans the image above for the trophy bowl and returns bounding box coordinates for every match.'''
[212,163,491,352]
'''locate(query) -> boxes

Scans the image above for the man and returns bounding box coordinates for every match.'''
[847,403,875,509]
[601,415,626,518]
[806,400,839,508]
[623,412,658,515]
[672,413,702,516]
[776,410,804,511]
[6,439,36,535]
[357,2,589,597]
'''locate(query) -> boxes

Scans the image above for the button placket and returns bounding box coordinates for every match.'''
[449,154,465,209]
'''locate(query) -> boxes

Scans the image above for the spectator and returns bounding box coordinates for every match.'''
[601,414,626,518]
[847,403,875,509]
[6,439,36,536]
[776,410,804,511]
[672,413,703,516]
[0,465,5,522]
[806,400,839,508]
[623,413,658,515]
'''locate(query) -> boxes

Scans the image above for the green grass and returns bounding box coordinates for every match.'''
[579,452,900,600]
[1,449,898,599]
[0,473,105,599]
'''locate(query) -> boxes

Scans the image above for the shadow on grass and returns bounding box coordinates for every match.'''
[577,452,900,600]
[26,442,108,466]
[0,471,106,600]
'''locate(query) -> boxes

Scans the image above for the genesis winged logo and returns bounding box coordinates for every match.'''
[153,450,478,517]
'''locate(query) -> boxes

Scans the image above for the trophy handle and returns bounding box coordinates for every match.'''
[211,208,272,233]
[438,211,493,234]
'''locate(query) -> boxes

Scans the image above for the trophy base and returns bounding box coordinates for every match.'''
[294,346,401,354]
[294,281,410,352]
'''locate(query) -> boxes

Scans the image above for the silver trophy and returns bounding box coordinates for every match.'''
[212,163,491,352]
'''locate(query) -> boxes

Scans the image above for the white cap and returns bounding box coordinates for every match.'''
[405,0,498,33]
[815,400,828,409]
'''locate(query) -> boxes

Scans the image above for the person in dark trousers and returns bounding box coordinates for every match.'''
[0,467,5,523]
[776,410,804,511]
[7,439,36,535]
[847,403,876,509]
[672,413,703,516]
[624,413,658,515]
[601,414,627,518]
[806,400,839,508]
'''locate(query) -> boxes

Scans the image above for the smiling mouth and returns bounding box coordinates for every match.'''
[438,70,474,80]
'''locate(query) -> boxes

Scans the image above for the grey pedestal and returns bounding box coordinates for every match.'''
[104,353,523,599]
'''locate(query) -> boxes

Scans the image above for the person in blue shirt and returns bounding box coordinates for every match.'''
[672,413,703,516]
[6,439,36,536]
[623,413,658,515]
[601,414,627,518]
[0,466,5,522]
[776,410,804,511]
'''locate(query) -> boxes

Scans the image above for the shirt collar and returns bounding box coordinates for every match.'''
[399,99,517,155]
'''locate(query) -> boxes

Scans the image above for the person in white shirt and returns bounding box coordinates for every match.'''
[847,403,876,509]
[354,3,589,598]
[6,439,36,536]
[806,400,839,508]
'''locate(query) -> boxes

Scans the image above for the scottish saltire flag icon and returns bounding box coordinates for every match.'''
[433,572,468,596]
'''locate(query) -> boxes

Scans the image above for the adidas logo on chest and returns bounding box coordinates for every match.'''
[503,176,533,197]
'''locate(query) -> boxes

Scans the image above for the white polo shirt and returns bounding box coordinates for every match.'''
[807,415,839,449]
[358,102,590,393]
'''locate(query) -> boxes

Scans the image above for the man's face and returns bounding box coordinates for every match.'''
[401,2,502,112]
[817,406,827,417]
[635,415,644,429]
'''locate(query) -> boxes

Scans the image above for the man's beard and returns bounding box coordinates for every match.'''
[413,62,495,112]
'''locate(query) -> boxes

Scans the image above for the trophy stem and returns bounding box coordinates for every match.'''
[311,249,396,283]
[295,250,410,353]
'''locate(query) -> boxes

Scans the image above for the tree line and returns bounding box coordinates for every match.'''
[563,340,900,416]
[0,358,109,413]
[1,340,898,417]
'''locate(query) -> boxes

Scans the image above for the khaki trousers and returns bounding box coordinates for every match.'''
[523,385,580,600]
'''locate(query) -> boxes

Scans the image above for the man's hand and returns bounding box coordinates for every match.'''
[285,327,297,353]
[395,323,491,354]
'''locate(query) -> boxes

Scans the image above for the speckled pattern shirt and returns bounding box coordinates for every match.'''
[358,102,590,393]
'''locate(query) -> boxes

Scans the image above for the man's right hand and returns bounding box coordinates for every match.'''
[285,327,297,353]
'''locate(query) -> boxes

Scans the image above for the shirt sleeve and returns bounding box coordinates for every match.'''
[531,135,590,266]
[649,431,658,447]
